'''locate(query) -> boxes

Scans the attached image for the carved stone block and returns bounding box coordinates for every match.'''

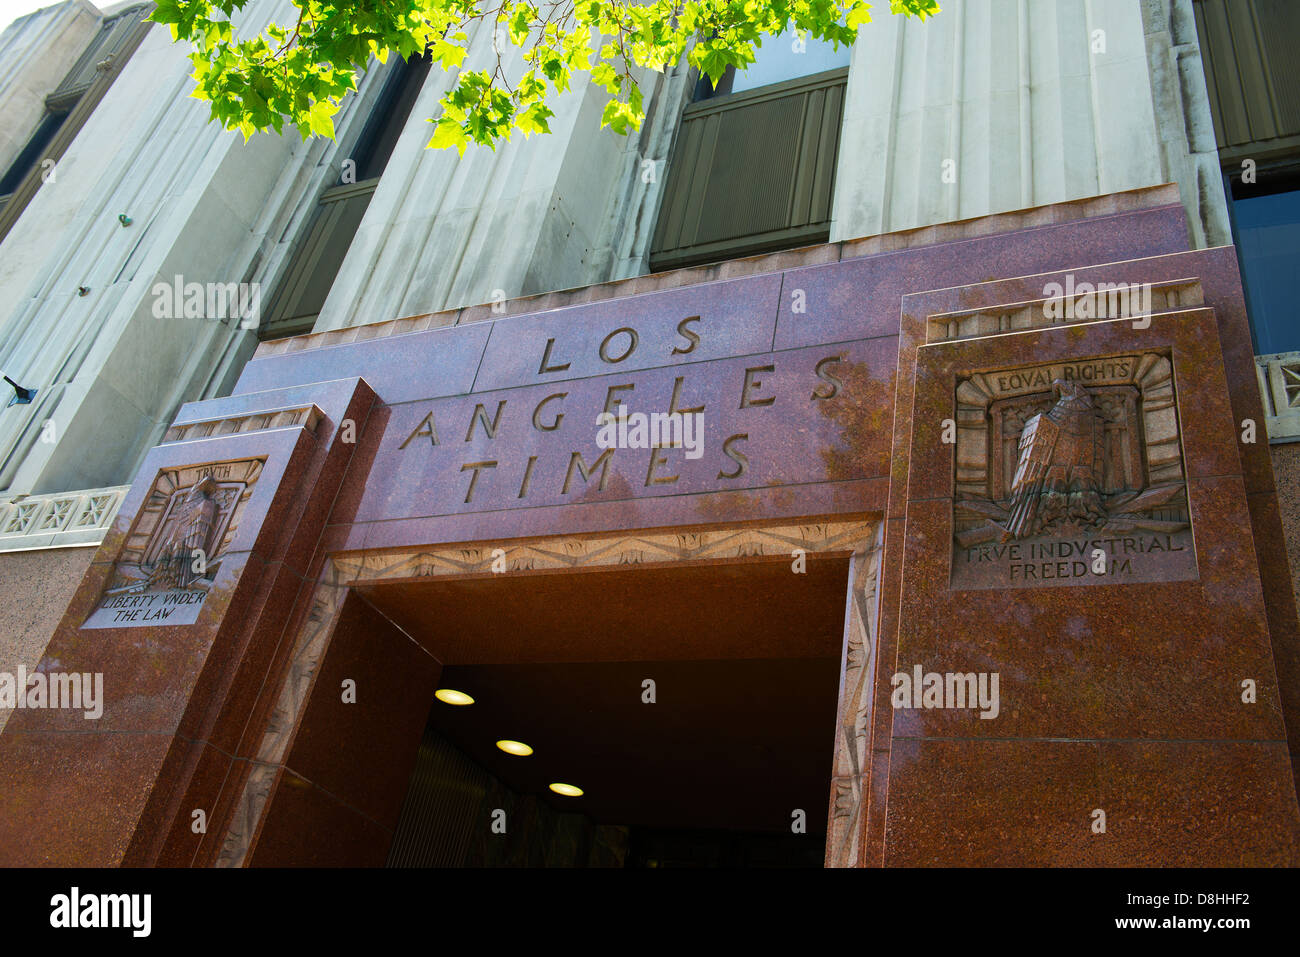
[950,354,1196,589]
[82,459,264,628]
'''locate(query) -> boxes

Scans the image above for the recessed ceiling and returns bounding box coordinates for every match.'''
[364,556,850,833]
[429,657,842,831]
[358,556,850,663]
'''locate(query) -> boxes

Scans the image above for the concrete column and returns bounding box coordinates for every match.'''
[0,0,101,176]
[0,0,377,495]
[830,0,1228,246]
[313,26,685,330]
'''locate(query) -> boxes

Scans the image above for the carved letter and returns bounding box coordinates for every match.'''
[518,456,538,499]
[669,376,704,415]
[538,337,571,374]
[562,449,614,494]
[460,461,498,503]
[672,316,701,355]
[811,356,843,400]
[400,412,440,448]
[603,383,635,414]
[644,446,679,487]
[717,433,750,479]
[532,392,567,431]
[465,401,506,441]
[599,327,639,364]
[740,365,776,408]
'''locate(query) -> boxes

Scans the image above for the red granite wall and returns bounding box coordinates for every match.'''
[1271,442,1300,615]
[0,547,95,734]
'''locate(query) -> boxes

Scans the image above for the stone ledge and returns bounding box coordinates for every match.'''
[926,278,1203,343]
[0,486,128,552]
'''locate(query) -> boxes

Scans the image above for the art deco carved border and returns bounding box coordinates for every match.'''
[826,525,884,868]
[216,519,881,868]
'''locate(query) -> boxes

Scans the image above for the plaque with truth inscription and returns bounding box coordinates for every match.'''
[82,459,262,628]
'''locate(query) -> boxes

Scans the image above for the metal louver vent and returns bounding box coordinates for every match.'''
[650,67,847,271]
[386,725,491,868]
[1193,0,1300,160]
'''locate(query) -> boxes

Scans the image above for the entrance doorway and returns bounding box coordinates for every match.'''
[225,520,879,868]
[371,558,850,867]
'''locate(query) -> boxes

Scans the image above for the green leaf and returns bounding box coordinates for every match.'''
[165,0,941,151]
[515,102,553,136]
[430,38,466,70]
[429,116,469,153]
[307,101,336,139]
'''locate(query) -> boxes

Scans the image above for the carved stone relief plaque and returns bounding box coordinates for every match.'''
[949,354,1196,589]
[83,459,263,628]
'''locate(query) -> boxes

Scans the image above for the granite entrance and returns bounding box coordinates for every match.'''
[2,185,1298,866]
[305,529,876,867]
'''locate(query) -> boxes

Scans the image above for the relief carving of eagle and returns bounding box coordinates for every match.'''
[999,379,1107,541]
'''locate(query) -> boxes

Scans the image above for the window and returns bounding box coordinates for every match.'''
[1226,170,1300,356]
[0,110,69,198]
[693,28,851,100]
[1193,0,1300,165]
[1194,0,1300,356]
[258,53,431,341]
[650,30,851,271]
[0,4,152,241]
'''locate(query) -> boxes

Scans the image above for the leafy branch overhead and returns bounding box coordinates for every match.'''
[152,0,939,153]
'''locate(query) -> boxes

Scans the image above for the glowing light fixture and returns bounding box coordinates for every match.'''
[549,783,583,797]
[435,689,475,706]
[496,739,534,756]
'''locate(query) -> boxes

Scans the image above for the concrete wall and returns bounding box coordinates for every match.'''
[311,23,691,331]
[0,545,94,734]
[0,1,101,177]
[0,0,392,497]
[830,0,1229,247]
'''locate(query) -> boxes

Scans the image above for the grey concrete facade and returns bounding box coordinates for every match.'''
[0,0,1242,507]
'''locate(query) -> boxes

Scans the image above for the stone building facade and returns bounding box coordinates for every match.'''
[0,0,1297,866]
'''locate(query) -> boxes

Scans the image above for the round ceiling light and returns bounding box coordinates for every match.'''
[435,689,475,706]
[549,783,583,797]
[496,739,534,756]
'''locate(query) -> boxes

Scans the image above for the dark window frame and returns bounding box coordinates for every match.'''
[0,3,154,244]
[258,52,432,342]
[1222,160,1300,357]
[650,66,849,272]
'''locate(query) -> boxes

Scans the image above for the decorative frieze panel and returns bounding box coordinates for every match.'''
[926,278,1203,344]
[162,406,322,443]
[826,527,884,869]
[0,486,129,552]
[1256,351,1300,442]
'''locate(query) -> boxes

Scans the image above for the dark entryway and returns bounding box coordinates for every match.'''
[369,558,850,867]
